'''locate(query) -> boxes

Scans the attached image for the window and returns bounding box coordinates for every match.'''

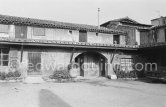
[15,26,27,38]
[113,35,120,44]
[120,58,133,72]
[0,49,9,66]
[33,27,45,36]
[69,30,72,35]
[79,30,87,42]
[0,24,9,33]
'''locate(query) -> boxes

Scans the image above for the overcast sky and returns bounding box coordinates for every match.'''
[0,0,165,26]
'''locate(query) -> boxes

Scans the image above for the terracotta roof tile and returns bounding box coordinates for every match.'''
[0,37,138,49]
[0,14,125,34]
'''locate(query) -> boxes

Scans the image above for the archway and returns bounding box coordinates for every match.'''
[74,51,107,77]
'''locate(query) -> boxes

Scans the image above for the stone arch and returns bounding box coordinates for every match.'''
[73,50,108,63]
[74,51,108,77]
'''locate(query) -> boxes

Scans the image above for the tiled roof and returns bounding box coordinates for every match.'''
[0,37,138,50]
[101,17,152,27]
[0,14,125,35]
[105,24,150,32]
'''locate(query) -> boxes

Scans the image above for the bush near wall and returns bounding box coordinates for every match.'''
[115,70,137,79]
[0,71,22,81]
[114,64,145,79]
[49,69,72,82]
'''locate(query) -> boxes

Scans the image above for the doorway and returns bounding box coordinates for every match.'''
[28,52,41,75]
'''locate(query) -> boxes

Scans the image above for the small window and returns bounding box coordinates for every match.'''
[33,27,45,36]
[96,33,98,36]
[0,49,9,66]
[113,35,120,44]
[0,24,9,33]
[69,30,72,35]
[120,58,133,72]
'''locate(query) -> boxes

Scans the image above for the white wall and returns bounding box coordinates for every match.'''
[0,24,122,45]
[27,27,79,42]
[0,25,15,38]
[87,32,113,44]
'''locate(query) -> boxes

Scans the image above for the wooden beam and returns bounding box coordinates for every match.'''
[20,43,24,62]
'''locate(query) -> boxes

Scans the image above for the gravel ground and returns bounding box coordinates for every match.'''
[0,78,166,107]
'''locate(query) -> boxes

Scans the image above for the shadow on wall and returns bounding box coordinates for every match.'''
[39,89,71,107]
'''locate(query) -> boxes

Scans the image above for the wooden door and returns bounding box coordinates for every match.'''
[28,52,41,75]
[79,31,87,42]
[15,26,27,39]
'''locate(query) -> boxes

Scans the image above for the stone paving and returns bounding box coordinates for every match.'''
[0,78,166,107]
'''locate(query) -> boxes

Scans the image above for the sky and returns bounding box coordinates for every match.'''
[0,0,165,26]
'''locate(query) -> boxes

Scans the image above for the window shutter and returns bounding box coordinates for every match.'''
[33,27,45,36]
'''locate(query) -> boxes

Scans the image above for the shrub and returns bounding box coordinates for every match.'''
[49,69,72,82]
[6,72,15,78]
[14,71,21,77]
[0,72,6,80]
[115,70,137,79]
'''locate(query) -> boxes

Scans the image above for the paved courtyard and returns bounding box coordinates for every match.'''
[0,78,166,107]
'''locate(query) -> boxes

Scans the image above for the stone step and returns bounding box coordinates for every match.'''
[24,76,45,83]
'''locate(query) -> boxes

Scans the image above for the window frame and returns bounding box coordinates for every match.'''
[33,27,45,36]
[120,58,133,72]
[113,35,120,44]
[0,48,9,66]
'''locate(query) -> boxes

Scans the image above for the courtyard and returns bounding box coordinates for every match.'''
[0,78,166,107]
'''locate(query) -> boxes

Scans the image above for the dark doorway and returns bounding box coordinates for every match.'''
[75,52,106,77]
[113,35,120,44]
[100,57,105,76]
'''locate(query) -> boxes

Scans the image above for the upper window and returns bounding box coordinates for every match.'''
[79,31,87,42]
[0,24,9,33]
[0,49,9,66]
[113,35,120,44]
[33,27,45,36]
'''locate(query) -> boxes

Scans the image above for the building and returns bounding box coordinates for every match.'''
[0,14,142,81]
[101,17,152,45]
[139,17,166,78]
[101,16,166,79]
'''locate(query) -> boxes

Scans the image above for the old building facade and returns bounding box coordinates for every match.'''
[0,14,142,80]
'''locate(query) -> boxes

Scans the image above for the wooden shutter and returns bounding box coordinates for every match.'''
[15,26,27,38]
[28,52,41,75]
[79,31,87,42]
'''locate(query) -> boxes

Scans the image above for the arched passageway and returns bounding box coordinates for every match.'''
[74,52,107,77]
